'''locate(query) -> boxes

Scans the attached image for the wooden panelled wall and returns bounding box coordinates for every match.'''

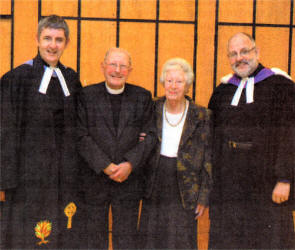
[1,0,294,106]
[1,0,295,249]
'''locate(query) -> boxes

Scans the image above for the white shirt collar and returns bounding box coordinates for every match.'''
[105,82,125,95]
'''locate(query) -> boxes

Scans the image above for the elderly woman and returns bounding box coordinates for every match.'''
[140,58,213,249]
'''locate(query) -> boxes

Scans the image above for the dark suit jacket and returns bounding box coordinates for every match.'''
[144,96,213,209]
[77,82,156,202]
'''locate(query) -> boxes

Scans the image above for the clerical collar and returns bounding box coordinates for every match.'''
[105,82,125,95]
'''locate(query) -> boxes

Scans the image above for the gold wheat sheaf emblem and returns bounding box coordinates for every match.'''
[34,220,52,245]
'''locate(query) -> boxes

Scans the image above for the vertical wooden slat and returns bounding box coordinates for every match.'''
[219,0,253,23]
[41,0,78,17]
[120,22,156,93]
[256,27,289,70]
[0,19,11,76]
[157,23,195,98]
[80,20,116,85]
[120,0,156,20]
[14,0,38,67]
[159,0,195,21]
[81,0,116,18]
[256,0,290,25]
[0,0,11,14]
[60,20,78,71]
[196,0,216,107]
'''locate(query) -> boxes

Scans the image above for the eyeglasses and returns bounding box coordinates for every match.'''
[228,47,256,59]
[106,63,129,70]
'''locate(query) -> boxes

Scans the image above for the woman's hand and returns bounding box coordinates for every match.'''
[195,204,206,220]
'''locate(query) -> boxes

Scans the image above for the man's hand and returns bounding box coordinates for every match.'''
[272,182,290,204]
[103,163,117,176]
[109,162,133,183]
[195,204,206,220]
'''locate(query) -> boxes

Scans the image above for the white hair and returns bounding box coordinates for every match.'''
[160,57,194,86]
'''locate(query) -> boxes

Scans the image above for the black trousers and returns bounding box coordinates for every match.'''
[83,175,141,249]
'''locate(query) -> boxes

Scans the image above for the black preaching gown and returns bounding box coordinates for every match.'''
[208,65,295,249]
[0,54,83,249]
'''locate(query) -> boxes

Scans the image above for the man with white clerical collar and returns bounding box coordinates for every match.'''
[208,32,295,249]
[0,15,82,249]
[77,47,156,249]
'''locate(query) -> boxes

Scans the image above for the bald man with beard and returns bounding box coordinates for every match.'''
[208,32,295,249]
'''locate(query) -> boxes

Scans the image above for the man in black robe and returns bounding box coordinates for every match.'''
[0,15,82,249]
[208,32,295,249]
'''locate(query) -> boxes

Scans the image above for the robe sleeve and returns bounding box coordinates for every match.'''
[0,71,21,190]
[272,76,295,183]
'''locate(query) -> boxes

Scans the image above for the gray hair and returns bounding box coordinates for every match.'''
[160,58,194,86]
[37,15,69,41]
[104,47,132,66]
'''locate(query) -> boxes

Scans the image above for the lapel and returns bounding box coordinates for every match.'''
[155,98,165,143]
[179,100,200,149]
[117,84,133,138]
[96,83,117,136]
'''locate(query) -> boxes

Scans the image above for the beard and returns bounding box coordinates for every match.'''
[232,59,258,78]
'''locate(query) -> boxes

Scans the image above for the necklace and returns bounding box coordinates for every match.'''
[164,100,187,127]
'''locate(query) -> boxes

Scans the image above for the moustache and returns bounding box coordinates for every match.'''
[234,60,249,67]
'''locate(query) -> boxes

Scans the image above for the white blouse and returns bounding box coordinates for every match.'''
[160,100,189,157]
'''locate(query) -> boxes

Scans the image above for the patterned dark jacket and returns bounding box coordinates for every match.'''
[144,96,213,209]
